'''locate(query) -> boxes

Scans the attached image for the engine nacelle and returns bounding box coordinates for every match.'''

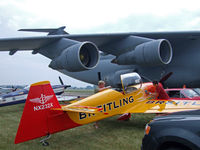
[115,39,172,66]
[49,42,99,72]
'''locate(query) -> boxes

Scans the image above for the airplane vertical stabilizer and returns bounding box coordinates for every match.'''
[15,81,80,144]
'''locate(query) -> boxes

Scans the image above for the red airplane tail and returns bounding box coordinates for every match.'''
[15,81,80,144]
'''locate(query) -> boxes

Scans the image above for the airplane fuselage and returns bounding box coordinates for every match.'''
[58,38,200,88]
[63,82,200,125]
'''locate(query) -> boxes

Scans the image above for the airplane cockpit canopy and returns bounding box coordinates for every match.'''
[120,72,142,94]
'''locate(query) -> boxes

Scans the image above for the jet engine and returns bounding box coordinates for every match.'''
[114,39,172,66]
[49,42,99,72]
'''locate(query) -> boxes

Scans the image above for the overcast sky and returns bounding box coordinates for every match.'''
[0,0,200,86]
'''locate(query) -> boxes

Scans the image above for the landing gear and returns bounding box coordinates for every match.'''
[40,133,51,146]
[42,141,49,146]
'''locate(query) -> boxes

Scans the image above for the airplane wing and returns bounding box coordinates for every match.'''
[123,99,200,114]
[66,31,200,56]
[0,35,63,51]
[1,30,200,56]
[0,34,126,52]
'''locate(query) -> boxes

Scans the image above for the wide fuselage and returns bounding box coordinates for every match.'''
[57,39,200,88]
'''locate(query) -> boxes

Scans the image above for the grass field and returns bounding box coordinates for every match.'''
[0,103,154,150]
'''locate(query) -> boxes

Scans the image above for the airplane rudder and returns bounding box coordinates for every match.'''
[30,81,61,108]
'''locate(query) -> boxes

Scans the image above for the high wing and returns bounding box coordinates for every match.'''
[1,28,200,56]
[0,35,63,51]
[0,34,127,53]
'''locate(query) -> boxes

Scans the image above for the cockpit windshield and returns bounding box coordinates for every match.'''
[120,73,142,94]
[193,88,200,96]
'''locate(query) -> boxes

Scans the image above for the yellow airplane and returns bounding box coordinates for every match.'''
[15,73,200,145]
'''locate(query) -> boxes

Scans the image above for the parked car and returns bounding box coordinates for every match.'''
[141,110,200,150]
[165,88,200,100]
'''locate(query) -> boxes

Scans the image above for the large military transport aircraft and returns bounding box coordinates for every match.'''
[0,26,200,88]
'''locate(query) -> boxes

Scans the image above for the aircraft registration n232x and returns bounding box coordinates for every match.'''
[15,73,200,145]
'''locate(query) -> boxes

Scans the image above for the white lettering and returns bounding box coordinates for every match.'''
[34,103,54,111]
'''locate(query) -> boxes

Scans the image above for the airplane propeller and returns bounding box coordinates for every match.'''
[159,72,173,83]
[140,72,173,88]
[59,76,64,85]
[59,76,71,89]
[159,72,173,88]
[11,85,17,92]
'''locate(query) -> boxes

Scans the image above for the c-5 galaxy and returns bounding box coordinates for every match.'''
[0,26,200,88]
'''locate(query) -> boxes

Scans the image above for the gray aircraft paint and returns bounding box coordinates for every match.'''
[0,27,200,88]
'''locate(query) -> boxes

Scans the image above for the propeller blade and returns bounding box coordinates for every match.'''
[159,72,173,83]
[140,75,152,82]
[64,85,71,89]
[59,76,64,85]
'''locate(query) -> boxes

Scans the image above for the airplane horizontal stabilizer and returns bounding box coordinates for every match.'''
[53,105,103,114]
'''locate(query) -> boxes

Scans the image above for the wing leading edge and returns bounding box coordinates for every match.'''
[0,35,64,52]
[1,29,200,55]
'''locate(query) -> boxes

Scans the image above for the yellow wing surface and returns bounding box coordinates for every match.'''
[123,99,200,113]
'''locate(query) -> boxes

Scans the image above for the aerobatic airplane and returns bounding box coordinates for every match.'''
[1,26,200,88]
[0,77,71,107]
[14,73,200,145]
